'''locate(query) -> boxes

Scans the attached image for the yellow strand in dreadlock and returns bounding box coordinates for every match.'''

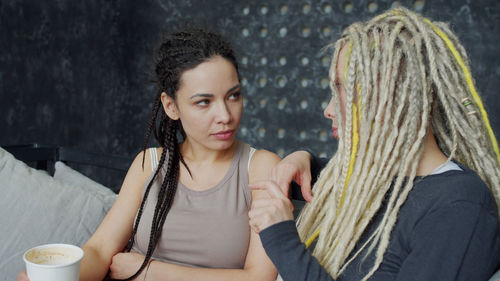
[338,41,358,212]
[305,42,358,248]
[305,228,321,247]
[305,103,360,248]
[422,18,500,165]
[340,102,360,210]
[322,102,361,261]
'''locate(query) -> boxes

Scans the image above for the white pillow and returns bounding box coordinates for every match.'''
[0,147,116,281]
[54,161,117,208]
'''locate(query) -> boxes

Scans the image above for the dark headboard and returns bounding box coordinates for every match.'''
[3,143,306,202]
[4,144,131,173]
[3,144,132,193]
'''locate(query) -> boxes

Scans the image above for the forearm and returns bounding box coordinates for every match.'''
[79,245,111,281]
[260,220,335,281]
[146,261,266,281]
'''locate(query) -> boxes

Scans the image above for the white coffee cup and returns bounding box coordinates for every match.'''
[23,243,84,281]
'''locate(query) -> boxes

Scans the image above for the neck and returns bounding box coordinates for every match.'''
[416,128,449,176]
[180,139,238,164]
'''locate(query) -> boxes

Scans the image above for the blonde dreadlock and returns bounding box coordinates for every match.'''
[296,7,500,280]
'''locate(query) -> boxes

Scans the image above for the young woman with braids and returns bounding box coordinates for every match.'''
[249,7,500,281]
[17,28,279,281]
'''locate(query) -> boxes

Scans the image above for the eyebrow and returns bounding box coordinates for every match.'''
[189,84,241,99]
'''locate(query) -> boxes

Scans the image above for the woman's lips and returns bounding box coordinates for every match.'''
[213,130,234,140]
[332,128,339,139]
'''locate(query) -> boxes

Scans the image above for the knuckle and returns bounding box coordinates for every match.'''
[248,210,255,219]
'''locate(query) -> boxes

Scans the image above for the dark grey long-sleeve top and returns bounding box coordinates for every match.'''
[261,157,500,281]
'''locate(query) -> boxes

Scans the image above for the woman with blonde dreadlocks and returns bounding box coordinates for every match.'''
[249,7,500,281]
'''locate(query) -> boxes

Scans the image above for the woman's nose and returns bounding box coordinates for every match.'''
[216,102,232,123]
[323,96,335,120]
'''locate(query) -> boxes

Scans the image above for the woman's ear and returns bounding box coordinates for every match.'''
[161,92,180,120]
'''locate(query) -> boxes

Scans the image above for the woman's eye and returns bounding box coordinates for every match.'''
[195,99,209,106]
[229,91,241,100]
[334,83,344,93]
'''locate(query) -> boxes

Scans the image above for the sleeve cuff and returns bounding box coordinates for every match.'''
[260,220,299,251]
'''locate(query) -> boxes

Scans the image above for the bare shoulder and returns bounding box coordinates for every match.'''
[121,147,162,194]
[248,149,281,183]
[83,147,161,256]
[155,146,164,156]
[129,149,153,179]
[251,149,281,165]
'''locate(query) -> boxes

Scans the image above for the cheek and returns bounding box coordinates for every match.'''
[234,102,243,121]
[339,91,348,125]
[226,100,243,125]
[178,110,207,134]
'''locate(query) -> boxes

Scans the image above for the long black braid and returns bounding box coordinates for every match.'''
[109,27,239,280]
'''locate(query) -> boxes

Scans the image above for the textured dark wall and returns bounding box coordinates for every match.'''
[1,0,500,187]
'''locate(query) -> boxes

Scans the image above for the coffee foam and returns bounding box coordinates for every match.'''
[25,247,80,265]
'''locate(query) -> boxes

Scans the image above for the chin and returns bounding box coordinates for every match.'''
[213,139,236,150]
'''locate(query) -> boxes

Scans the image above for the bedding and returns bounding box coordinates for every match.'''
[0,147,116,281]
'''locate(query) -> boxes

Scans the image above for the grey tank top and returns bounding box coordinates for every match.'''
[131,142,255,269]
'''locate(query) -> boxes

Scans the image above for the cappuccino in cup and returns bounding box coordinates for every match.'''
[23,243,84,281]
